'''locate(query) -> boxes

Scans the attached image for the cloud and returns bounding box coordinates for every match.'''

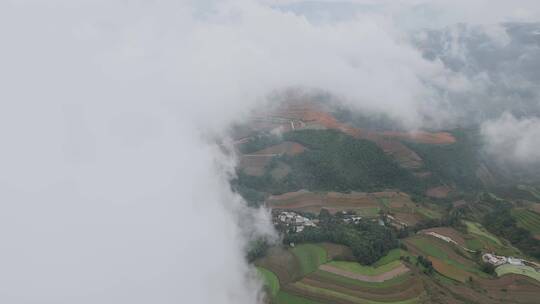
[481,113,540,164]
[0,0,540,303]
[265,0,540,28]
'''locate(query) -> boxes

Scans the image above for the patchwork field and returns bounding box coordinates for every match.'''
[405,235,485,280]
[267,190,430,225]
[239,142,306,176]
[258,243,424,304]
[267,191,382,215]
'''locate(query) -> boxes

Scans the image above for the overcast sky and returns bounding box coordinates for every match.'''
[1,1,540,303]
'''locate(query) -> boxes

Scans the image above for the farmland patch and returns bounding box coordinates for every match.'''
[496,264,540,282]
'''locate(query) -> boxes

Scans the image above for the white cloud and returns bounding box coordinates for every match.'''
[0,0,540,303]
[481,113,540,164]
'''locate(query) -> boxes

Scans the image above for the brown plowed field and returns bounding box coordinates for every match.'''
[267,191,379,214]
[286,274,424,303]
[255,247,302,284]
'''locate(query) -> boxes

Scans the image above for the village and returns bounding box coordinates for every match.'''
[272,210,318,233]
[482,253,532,267]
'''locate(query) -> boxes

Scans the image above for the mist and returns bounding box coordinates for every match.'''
[1,0,540,303]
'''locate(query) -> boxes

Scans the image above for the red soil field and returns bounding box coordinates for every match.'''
[426,186,452,198]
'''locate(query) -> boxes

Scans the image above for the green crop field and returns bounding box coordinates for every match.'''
[464,221,501,245]
[356,207,381,217]
[416,207,442,220]
[496,264,540,282]
[292,244,328,275]
[257,267,280,297]
[326,260,402,276]
[372,249,406,267]
[378,197,391,209]
[465,238,483,251]
[511,209,540,234]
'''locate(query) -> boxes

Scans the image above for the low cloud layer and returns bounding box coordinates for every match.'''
[481,113,540,164]
[1,1,540,303]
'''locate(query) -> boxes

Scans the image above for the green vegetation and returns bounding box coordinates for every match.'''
[511,209,540,235]
[257,267,280,297]
[416,207,442,220]
[465,238,483,251]
[373,249,406,267]
[483,205,540,259]
[327,260,402,276]
[355,207,381,217]
[464,221,501,245]
[285,211,398,265]
[274,291,324,304]
[404,129,482,191]
[281,130,421,193]
[291,244,328,275]
[496,264,540,282]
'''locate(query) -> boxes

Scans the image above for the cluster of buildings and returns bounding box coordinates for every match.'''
[385,214,408,228]
[274,211,317,233]
[482,253,524,266]
[342,215,362,224]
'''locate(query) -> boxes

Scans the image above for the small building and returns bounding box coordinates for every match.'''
[508,257,524,266]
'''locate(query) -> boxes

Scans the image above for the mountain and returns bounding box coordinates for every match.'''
[233,99,540,304]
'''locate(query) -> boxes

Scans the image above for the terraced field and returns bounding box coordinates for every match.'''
[274,291,324,304]
[405,235,485,280]
[292,244,329,275]
[496,264,540,282]
[517,185,540,200]
[258,267,280,297]
[259,244,424,304]
[511,209,540,236]
[464,221,502,245]
[428,257,470,283]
